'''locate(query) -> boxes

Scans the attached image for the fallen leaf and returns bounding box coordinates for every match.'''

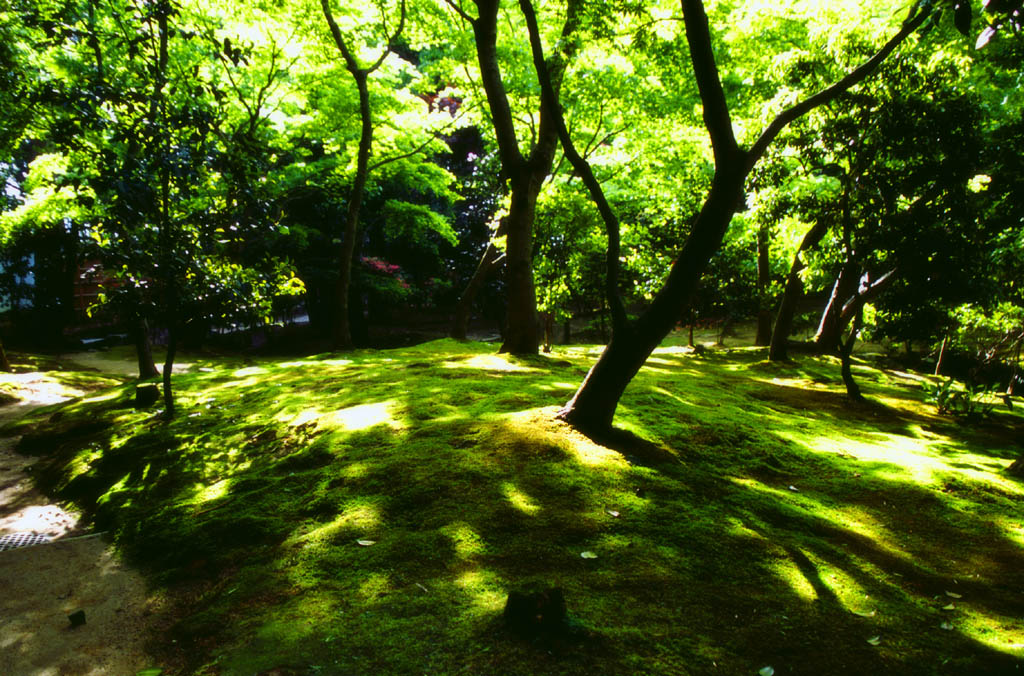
[758,667,775,676]
[356,540,376,547]
[852,609,876,617]
[580,551,598,559]
[941,621,954,631]
[943,603,955,611]
[867,636,881,646]
[606,509,620,518]
[945,591,962,599]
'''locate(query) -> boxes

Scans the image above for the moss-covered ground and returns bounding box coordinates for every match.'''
[3,337,1023,675]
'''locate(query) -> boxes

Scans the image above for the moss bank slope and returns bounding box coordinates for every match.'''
[8,339,1024,675]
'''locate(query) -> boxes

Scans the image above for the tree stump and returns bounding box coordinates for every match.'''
[503,587,567,638]
[134,385,160,409]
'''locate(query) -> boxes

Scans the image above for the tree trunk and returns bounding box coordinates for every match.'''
[162,323,178,418]
[935,334,949,376]
[816,266,897,353]
[815,263,859,353]
[558,168,747,433]
[133,317,160,379]
[0,336,11,372]
[768,261,804,361]
[500,173,544,354]
[331,70,372,351]
[1007,337,1021,397]
[755,223,772,346]
[839,305,865,402]
[321,0,405,351]
[452,218,507,340]
[470,0,576,356]
[769,220,829,361]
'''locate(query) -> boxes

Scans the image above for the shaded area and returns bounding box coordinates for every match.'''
[4,339,1023,675]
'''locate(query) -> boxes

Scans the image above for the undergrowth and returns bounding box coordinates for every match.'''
[4,339,1023,675]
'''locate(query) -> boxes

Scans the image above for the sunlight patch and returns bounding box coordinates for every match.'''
[446,354,535,372]
[291,502,382,546]
[358,572,391,601]
[194,479,230,505]
[323,401,396,431]
[955,607,1024,659]
[770,552,818,602]
[501,482,540,515]
[233,366,268,377]
[442,521,488,558]
[289,409,322,427]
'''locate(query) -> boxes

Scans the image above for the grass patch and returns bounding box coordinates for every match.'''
[10,338,1024,675]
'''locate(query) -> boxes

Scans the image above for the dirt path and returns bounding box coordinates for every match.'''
[0,371,161,676]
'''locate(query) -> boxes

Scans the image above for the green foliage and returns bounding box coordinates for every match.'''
[925,377,998,420]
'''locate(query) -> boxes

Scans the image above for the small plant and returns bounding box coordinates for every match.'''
[925,378,996,420]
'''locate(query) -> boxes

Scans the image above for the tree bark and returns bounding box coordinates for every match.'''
[162,323,178,418]
[466,0,577,355]
[768,263,804,361]
[935,334,949,376]
[814,263,859,353]
[133,317,160,379]
[452,218,507,340]
[755,223,772,346]
[499,172,545,353]
[816,266,897,353]
[769,220,829,361]
[559,167,747,433]
[0,336,11,372]
[839,303,866,402]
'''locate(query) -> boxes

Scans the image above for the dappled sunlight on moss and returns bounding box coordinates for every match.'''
[768,549,820,603]
[500,482,541,515]
[955,606,1024,659]
[444,353,538,372]
[11,340,1024,675]
[441,521,489,558]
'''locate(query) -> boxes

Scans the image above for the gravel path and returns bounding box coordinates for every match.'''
[0,370,161,676]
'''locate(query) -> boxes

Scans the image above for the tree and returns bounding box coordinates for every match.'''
[319,0,407,350]
[443,0,582,354]
[520,0,932,434]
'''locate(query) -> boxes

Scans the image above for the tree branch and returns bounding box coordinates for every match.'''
[519,0,628,332]
[681,0,740,167]
[746,6,929,173]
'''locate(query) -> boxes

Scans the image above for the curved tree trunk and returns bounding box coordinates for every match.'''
[452,219,507,340]
[559,169,747,433]
[769,220,829,361]
[520,0,926,434]
[839,304,866,402]
[755,223,772,346]
[816,266,897,353]
[814,263,859,353]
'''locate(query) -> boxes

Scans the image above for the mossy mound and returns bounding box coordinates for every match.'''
[13,339,1024,675]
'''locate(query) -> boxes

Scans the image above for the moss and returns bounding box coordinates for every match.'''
[8,337,1024,675]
